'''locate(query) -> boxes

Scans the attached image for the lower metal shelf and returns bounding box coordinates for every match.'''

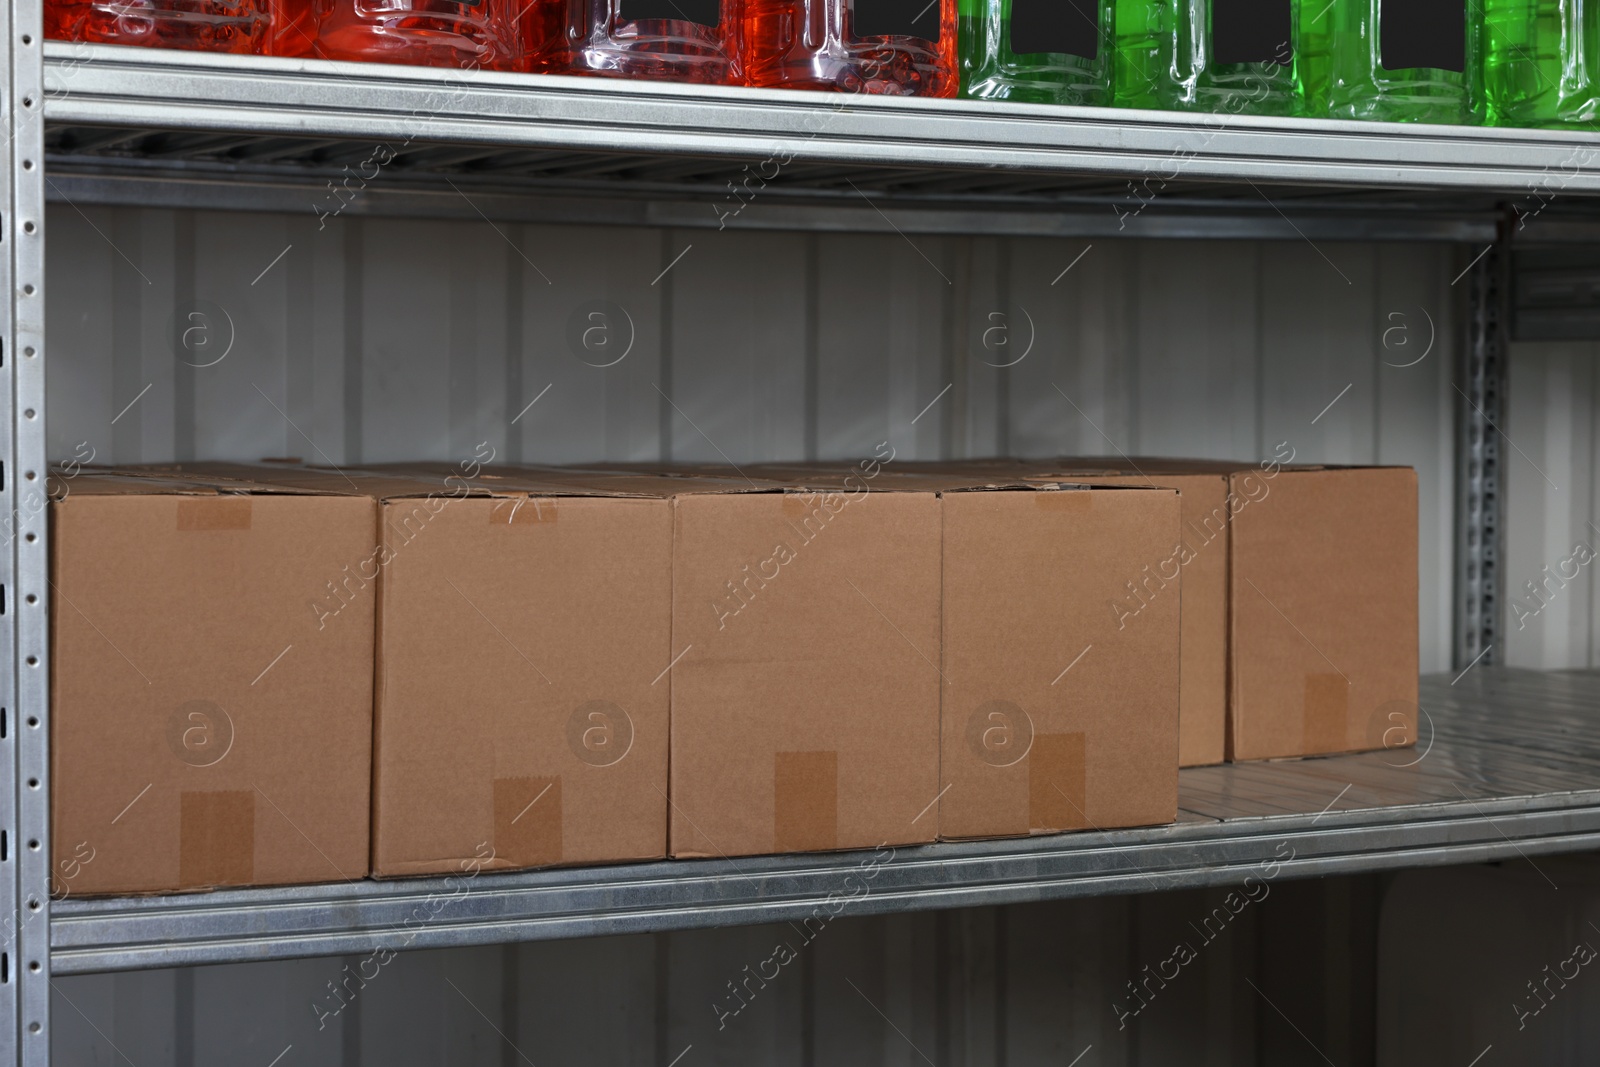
[49,668,1600,975]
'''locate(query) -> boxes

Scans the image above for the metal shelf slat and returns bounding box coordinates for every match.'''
[48,668,1600,975]
[37,43,1600,198]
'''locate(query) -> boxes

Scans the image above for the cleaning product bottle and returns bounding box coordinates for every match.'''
[316,0,522,68]
[745,0,958,94]
[1483,0,1598,125]
[566,0,739,82]
[1113,0,1299,114]
[960,0,1114,104]
[267,0,319,55]
[1297,0,1336,113]
[45,0,270,52]
[961,0,1114,104]
[1324,0,1482,122]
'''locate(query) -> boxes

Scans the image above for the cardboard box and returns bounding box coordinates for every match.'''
[937,480,1183,839]
[1012,465,1228,768]
[352,464,675,877]
[664,466,943,859]
[792,459,1225,768]
[749,462,1183,838]
[1223,464,1418,761]
[51,469,376,895]
[908,458,1419,763]
[423,461,942,859]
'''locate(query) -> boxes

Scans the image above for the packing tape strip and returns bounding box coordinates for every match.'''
[179,789,255,887]
[1303,673,1349,753]
[493,776,563,867]
[176,497,252,530]
[1027,732,1087,831]
[490,497,558,524]
[773,750,837,852]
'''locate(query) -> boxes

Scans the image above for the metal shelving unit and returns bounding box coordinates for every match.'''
[11,33,1600,1064]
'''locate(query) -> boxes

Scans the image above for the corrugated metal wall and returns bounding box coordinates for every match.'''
[1504,341,1600,670]
[53,878,1386,1067]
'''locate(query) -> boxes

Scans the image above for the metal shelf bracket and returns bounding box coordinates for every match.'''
[8,1,51,1065]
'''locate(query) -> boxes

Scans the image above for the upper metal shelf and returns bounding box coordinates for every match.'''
[33,42,1600,238]
[38,42,1600,192]
[49,668,1600,975]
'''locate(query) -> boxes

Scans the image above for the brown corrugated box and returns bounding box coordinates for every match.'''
[1059,470,1226,767]
[1223,463,1418,761]
[817,458,1225,768]
[993,456,1417,762]
[51,467,376,895]
[666,459,943,858]
[1007,464,1227,769]
[346,461,682,877]
[386,461,940,859]
[935,478,1183,839]
[893,457,1418,763]
[451,460,943,859]
[748,462,1183,840]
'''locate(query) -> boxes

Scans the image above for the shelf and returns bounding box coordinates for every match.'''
[37,42,1600,238]
[49,668,1600,975]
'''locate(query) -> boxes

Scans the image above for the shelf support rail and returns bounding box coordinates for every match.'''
[1454,236,1507,670]
[6,0,50,1063]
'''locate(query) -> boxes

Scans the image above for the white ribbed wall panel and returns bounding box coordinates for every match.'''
[1503,341,1600,670]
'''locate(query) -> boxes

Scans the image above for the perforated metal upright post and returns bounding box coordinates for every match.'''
[1455,239,1507,672]
[5,0,49,1063]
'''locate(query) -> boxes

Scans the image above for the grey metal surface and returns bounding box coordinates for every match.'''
[48,669,1600,976]
[0,14,20,1061]
[1456,243,1506,670]
[1510,246,1600,340]
[36,42,1600,203]
[10,0,51,1063]
[41,160,1500,241]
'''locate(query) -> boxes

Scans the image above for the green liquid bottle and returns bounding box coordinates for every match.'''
[1113,0,1301,114]
[1483,0,1599,126]
[1298,0,1337,113]
[959,0,1115,105]
[1324,0,1484,122]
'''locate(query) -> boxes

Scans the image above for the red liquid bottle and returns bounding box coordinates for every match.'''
[745,0,957,94]
[566,0,741,84]
[316,0,523,68]
[267,0,319,54]
[45,0,270,52]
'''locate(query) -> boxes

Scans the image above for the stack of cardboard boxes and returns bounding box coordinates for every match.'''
[49,456,1417,894]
